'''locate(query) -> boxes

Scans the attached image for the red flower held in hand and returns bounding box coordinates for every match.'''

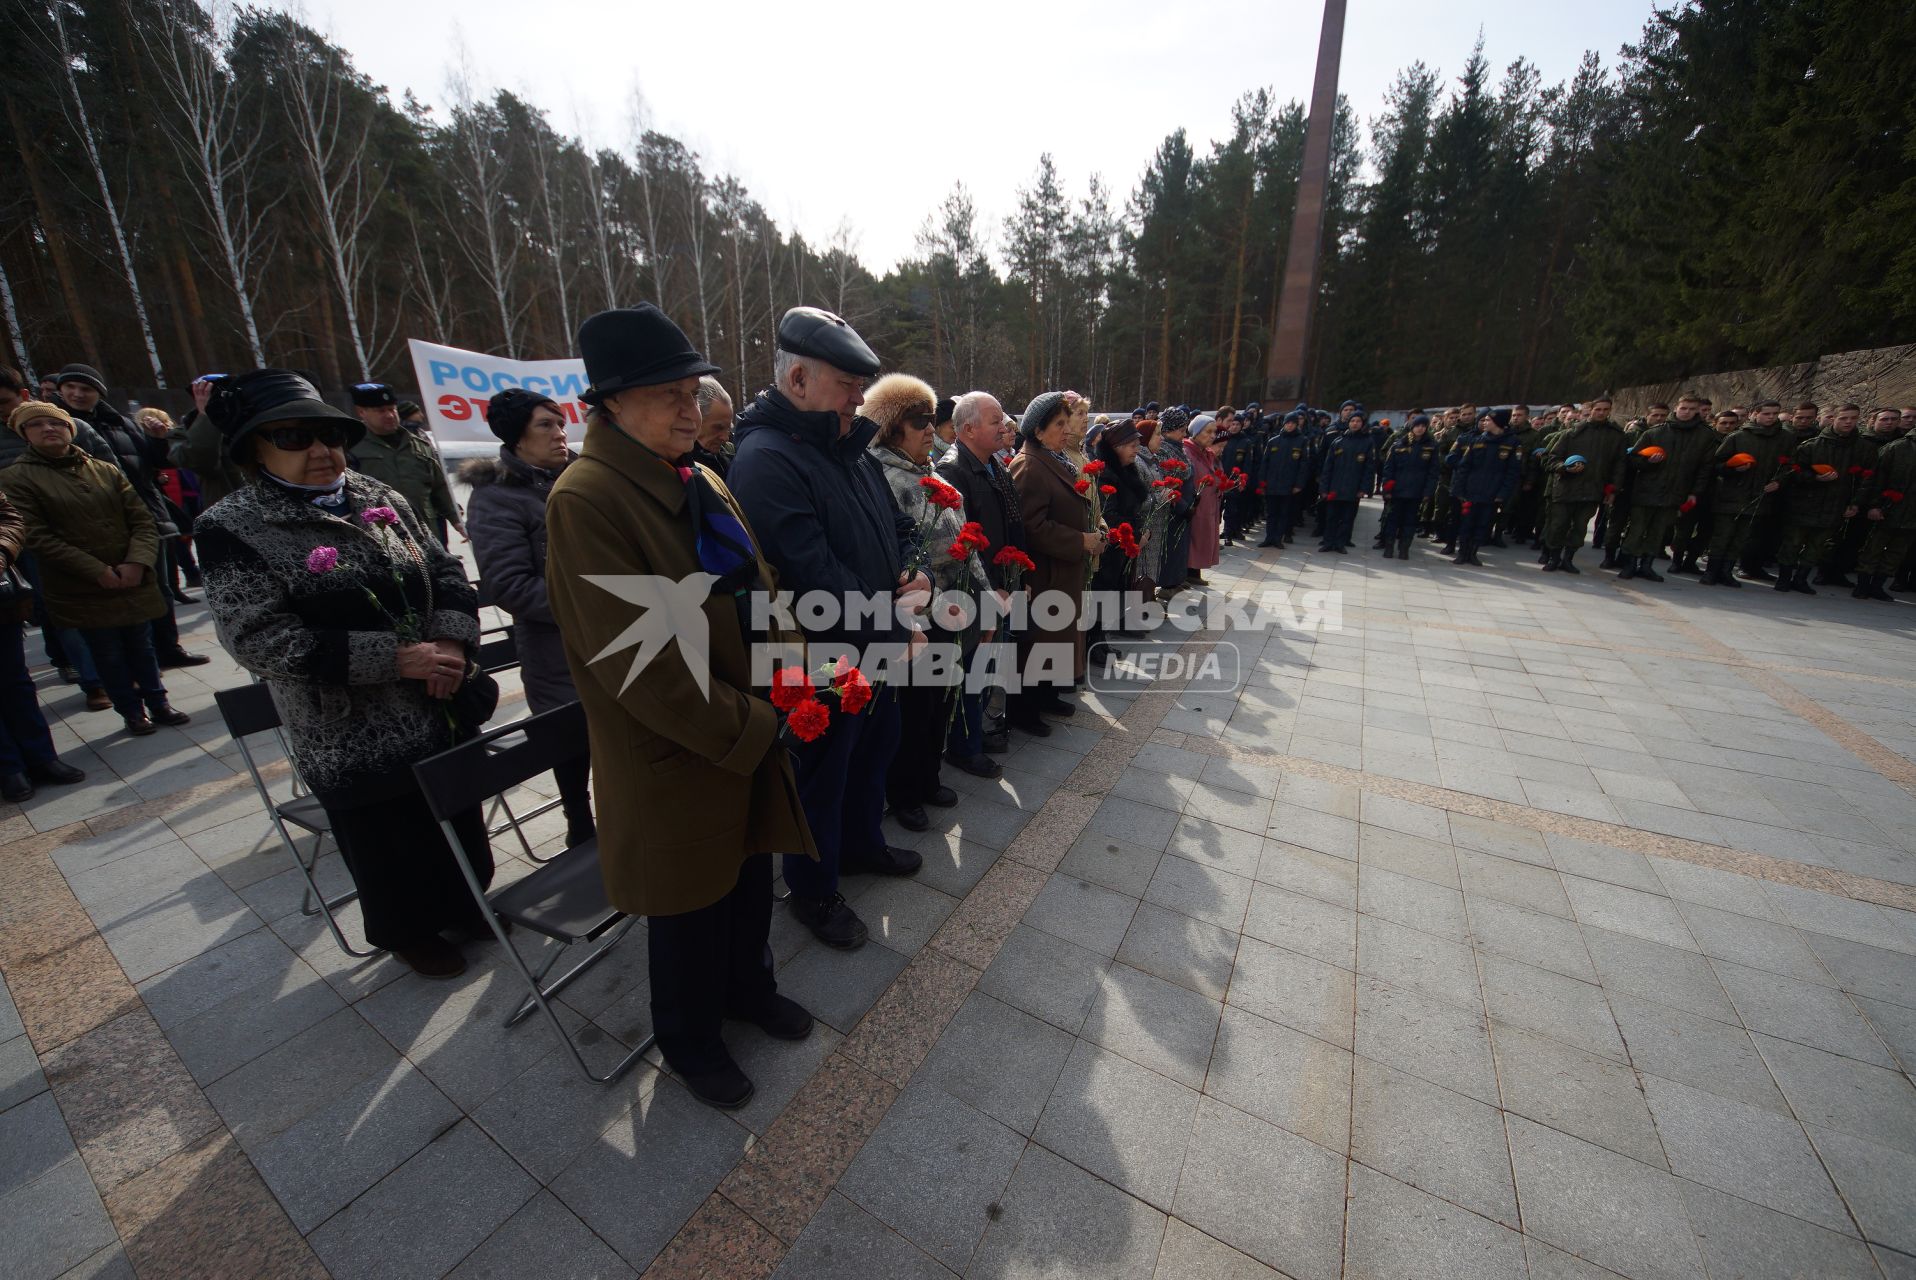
[919,477,964,510]
[1160,457,1187,473]
[1081,460,1106,476]
[1885,489,1907,504]
[1100,484,1117,495]
[1462,501,1473,514]
[1073,478,1091,495]
[770,667,815,711]
[787,698,831,742]
[992,546,1036,572]
[1324,491,1338,501]
[1679,498,1698,514]
[1382,480,1396,493]
[832,664,873,715]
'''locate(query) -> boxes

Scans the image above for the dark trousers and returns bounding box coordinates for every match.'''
[1459,500,1497,545]
[319,788,492,950]
[1320,500,1358,549]
[784,686,898,901]
[79,624,167,719]
[0,623,57,775]
[887,682,952,807]
[1223,493,1250,540]
[649,853,776,1074]
[1826,518,1869,573]
[1260,494,1295,543]
[1381,497,1421,542]
[526,689,594,844]
[1673,502,1710,561]
[1544,501,1601,551]
[1622,506,1678,558]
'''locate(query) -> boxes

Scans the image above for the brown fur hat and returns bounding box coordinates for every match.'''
[862,373,937,449]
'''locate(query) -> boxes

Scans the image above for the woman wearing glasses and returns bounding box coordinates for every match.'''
[194,370,495,979]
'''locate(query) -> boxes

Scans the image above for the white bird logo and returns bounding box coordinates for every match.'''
[580,572,722,697]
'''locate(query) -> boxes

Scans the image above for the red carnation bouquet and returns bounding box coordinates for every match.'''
[904,475,967,575]
[992,544,1036,589]
[945,520,992,565]
[1110,522,1141,558]
[770,658,874,744]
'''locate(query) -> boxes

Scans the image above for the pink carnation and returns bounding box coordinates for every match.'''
[305,546,340,574]
[360,506,399,527]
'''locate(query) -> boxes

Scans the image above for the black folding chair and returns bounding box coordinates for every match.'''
[413,703,649,1085]
[476,626,567,864]
[214,683,378,958]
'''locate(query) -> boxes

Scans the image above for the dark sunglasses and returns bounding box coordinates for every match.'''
[263,423,350,451]
[900,413,936,430]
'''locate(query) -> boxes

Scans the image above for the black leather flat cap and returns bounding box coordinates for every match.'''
[776,307,880,377]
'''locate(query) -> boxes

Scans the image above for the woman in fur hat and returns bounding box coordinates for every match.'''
[863,373,989,830]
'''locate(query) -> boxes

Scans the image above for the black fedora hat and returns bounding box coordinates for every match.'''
[577,305,719,405]
[206,369,362,462]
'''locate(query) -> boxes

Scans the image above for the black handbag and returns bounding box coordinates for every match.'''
[449,665,500,732]
[0,563,34,623]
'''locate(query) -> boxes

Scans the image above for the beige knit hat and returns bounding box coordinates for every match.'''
[7,400,75,437]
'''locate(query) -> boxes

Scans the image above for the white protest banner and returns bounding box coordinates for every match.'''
[407,338,590,444]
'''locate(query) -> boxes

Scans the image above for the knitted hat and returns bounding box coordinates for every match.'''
[486,388,561,448]
[1020,391,1068,444]
[52,364,107,395]
[7,400,74,436]
[1158,407,1192,435]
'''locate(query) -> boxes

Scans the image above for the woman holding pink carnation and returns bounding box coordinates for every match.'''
[193,370,496,979]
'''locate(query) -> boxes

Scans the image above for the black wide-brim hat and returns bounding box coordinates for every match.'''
[206,369,363,462]
[577,305,720,405]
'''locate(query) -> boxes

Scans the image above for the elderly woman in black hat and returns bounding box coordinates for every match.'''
[1008,391,1104,734]
[194,370,495,979]
[461,389,594,846]
[546,305,815,1111]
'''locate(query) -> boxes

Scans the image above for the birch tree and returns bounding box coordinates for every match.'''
[443,70,525,357]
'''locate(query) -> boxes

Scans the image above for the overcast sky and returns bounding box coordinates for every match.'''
[281,0,1656,275]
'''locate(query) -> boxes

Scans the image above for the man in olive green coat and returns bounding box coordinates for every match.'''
[1702,401,1794,587]
[348,383,462,545]
[1774,409,1863,594]
[1854,430,1916,600]
[1617,395,1715,582]
[1541,397,1628,573]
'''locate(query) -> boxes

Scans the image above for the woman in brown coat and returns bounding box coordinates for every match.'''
[1008,391,1104,734]
[0,481,86,801]
[0,401,187,737]
[546,304,816,1111]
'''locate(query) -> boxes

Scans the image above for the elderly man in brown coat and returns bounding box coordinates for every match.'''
[546,305,817,1111]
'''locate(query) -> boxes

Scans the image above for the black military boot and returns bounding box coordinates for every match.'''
[1671,553,1698,575]
[1397,535,1413,560]
[1816,567,1853,588]
[1541,548,1560,572]
[1788,565,1815,595]
[1380,542,1394,559]
[1864,574,1894,601]
[1617,554,1638,579]
[1600,548,1620,570]
[1558,548,1581,575]
[1741,563,1775,583]
[1462,542,1484,566]
[1717,559,1742,588]
[1636,555,1665,583]
[1773,564,1794,592]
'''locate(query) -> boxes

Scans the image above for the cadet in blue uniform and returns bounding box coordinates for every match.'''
[1379,415,1440,559]
[1256,411,1313,548]
[1315,412,1374,554]
[1448,409,1525,565]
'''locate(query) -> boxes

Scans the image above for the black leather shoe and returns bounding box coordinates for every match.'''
[678,1060,755,1111]
[124,715,157,737]
[1,773,33,803]
[843,844,923,877]
[926,785,959,808]
[891,803,930,832]
[790,893,869,949]
[157,650,212,669]
[1039,696,1076,718]
[1011,715,1052,738]
[983,731,1010,754]
[26,759,85,786]
[394,937,467,979]
[149,705,191,727]
[729,994,814,1041]
[946,751,1002,779]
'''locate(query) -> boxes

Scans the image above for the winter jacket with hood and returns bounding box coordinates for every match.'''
[0,443,165,630]
[1709,418,1793,511]
[727,387,911,656]
[1778,427,1863,528]
[1544,416,1629,504]
[1625,413,1716,509]
[460,447,578,712]
[1863,435,1916,531]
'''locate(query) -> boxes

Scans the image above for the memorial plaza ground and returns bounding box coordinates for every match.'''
[3,530,1916,1279]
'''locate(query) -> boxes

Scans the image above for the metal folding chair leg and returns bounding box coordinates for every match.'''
[504,916,639,1028]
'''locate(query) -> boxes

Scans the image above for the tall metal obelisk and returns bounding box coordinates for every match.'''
[1265,0,1348,404]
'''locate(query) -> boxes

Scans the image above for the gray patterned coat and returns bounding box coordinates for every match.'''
[195,473,481,796]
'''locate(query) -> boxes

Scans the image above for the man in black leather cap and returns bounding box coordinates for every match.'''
[728,307,925,950]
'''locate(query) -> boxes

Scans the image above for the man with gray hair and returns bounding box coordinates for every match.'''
[728,307,924,950]
[935,391,1023,773]
[691,375,734,476]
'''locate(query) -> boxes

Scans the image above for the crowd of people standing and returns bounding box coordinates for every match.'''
[3,306,1911,1112]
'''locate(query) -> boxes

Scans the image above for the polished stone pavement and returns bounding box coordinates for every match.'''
[4,524,1916,1279]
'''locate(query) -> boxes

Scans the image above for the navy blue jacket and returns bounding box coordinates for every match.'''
[1260,428,1314,495]
[1448,429,1525,505]
[1317,430,1374,501]
[1381,436,1443,504]
[727,390,910,652]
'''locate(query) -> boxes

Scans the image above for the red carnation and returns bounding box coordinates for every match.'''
[1462,501,1473,514]
[1679,498,1698,514]
[1383,480,1395,493]
[770,667,815,711]
[1886,489,1907,504]
[992,546,1036,572]
[1081,460,1106,476]
[787,698,831,742]
[946,540,970,561]
[920,477,964,510]
[1100,483,1116,496]
[1073,478,1091,495]
[833,665,873,715]
[1603,483,1618,497]
[1325,491,1338,501]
